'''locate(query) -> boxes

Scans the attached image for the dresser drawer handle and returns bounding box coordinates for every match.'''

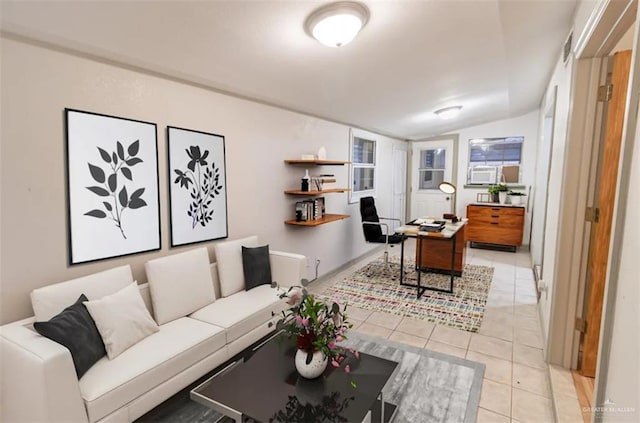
[491,208,501,211]
[490,222,499,225]
[491,215,500,218]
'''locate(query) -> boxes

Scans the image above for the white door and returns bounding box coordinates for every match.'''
[530,86,557,282]
[392,147,407,229]
[410,139,454,220]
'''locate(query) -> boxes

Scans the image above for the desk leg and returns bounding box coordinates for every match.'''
[404,235,454,296]
[416,234,422,298]
[449,234,456,293]
[412,234,427,299]
[399,234,405,286]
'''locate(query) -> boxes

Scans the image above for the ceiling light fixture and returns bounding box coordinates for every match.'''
[305,2,369,48]
[434,106,463,119]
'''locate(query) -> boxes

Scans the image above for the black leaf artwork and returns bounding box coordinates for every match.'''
[87,186,110,197]
[97,147,111,163]
[84,209,106,219]
[88,164,105,183]
[108,174,117,192]
[174,145,224,229]
[121,167,132,181]
[84,140,147,239]
[119,186,128,208]
[128,140,140,156]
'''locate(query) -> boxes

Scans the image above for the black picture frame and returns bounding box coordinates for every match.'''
[65,108,161,265]
[167,126,228,247]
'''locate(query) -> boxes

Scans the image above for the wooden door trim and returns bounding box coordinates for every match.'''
[580,49,632,377]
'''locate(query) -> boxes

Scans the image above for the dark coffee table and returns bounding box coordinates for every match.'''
[191,332,398,422]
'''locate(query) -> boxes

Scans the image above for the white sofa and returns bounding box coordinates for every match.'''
[0,236,305,423]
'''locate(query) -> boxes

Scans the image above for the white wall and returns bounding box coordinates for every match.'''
[537,55,574,345]
[0,36,406,324]
[451,110,540,245]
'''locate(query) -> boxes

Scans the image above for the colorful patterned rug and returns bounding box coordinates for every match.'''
[317,256,494,332]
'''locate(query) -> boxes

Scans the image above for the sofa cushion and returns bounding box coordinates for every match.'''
[242,245,272,290]
[145,248,216,325]
[189,285,286,344]
[79,317,226,423]
[215,236,258,297]
[31,265,133,321]
[33,294,106,378]
[84,282,159,359]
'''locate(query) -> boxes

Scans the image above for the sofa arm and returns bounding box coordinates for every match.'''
[269,251,306,288]
[0,318,88,423]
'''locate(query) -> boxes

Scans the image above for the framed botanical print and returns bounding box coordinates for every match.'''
[167,126,228,247]
[65,108,161,264]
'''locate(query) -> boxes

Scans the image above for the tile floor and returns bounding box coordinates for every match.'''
[310,240,582,422]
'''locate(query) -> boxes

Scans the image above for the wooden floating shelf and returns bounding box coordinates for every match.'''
[284,188,350,195]
[284,159,350,166]
[284,213,350,226]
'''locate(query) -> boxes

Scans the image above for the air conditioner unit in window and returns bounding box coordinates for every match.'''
[469,166,498,184]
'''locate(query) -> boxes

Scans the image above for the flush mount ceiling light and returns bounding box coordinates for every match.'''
[305,2,370,48]
[434,106,463,119]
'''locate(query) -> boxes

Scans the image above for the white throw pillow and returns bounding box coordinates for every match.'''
[31,265,133,322]
[83,282,159,359]
[214,236,258,297]
[145,247,215,325]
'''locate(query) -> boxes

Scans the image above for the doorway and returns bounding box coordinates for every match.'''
[578,49,632,378]
[392,146,408,229]
[409,136,458,220]
[530,87,557,297]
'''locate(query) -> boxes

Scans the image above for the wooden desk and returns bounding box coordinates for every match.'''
[396,219,467,298]
[415,223,466,276]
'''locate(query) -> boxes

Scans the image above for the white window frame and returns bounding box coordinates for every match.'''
[348,128,378,204]
[467,136,524,184]
[417,148,446,191]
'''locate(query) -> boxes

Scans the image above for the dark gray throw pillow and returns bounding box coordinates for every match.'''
[33,294,106,378]
[242,245,272,290]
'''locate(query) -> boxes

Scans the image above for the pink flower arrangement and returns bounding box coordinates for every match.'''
[274,283,356,379]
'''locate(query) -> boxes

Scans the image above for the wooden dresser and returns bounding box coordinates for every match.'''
[466,204,525,250]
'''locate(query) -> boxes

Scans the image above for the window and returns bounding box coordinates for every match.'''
[468,136,523,184]
[349,129,377,203]
[418,148,446,190]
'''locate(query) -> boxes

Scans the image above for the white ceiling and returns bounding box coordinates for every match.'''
[1,0,577,140]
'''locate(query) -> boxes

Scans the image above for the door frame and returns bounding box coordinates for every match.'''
[580,49,632,377]
[546,0,636,376]
[530,85,558,292]
[391,145,408,226]
[407,134,459,219]
[593,30,640,409]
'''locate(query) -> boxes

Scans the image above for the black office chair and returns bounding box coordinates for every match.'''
[359,196,403,262]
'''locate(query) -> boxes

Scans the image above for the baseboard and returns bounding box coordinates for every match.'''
[309,246,385,287]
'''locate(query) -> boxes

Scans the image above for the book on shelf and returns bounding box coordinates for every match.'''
[294,198,326,221]
[311,177,323,191]
[313,174,336,190]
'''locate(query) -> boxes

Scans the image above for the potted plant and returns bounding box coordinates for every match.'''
[274,282,355,381]
[508,191,526,206]
[488,183,509,204]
